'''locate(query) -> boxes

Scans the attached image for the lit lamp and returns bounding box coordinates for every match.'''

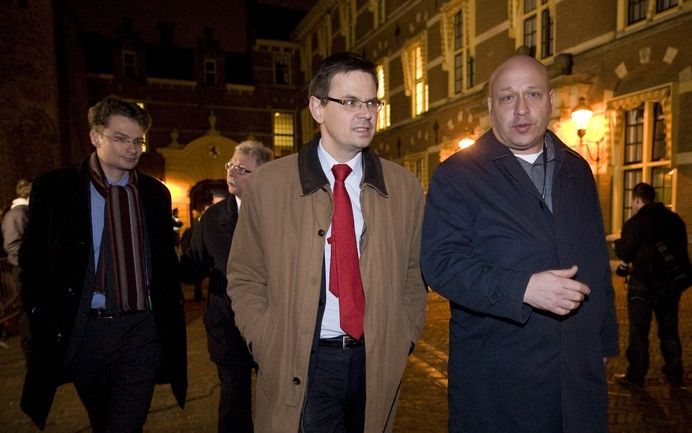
[570,97,601,164]
[458,136,475,149]
[571,97,593,145]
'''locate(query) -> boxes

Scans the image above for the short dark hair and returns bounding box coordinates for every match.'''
[632,182,655,203]
[308,52,378,101]
[88,95,152,132]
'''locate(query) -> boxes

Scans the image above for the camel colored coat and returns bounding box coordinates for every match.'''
[228,140,427,433]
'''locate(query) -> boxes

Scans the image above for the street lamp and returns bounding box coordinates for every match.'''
[571,97,593,144]
[458,128,475,149]
[570,97,602,163]
[458,136,475,149]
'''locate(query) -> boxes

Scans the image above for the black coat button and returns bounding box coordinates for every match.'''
[318,229,325,236]
[292,377,301,385]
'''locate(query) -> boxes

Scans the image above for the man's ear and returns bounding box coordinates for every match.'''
[549,89,554,108]
[308,96,324,125]
[89,129,101,148]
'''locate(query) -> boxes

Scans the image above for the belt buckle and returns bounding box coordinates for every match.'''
[342,335,358,349]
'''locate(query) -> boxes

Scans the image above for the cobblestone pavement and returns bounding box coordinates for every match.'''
[1,273,690,432]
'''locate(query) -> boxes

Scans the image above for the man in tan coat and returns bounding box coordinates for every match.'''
[227,52,427,433]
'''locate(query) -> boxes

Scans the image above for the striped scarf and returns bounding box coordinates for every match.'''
[88,152,150,312]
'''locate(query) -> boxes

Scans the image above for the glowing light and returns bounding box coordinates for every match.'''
[571,97,593,140]
[458,137,475,149]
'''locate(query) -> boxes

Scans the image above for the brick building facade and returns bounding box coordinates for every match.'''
[0,0,312,228]
[2,0,690,239]
[293,0,692,238]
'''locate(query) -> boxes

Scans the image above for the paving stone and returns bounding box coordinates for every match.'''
[1,276,690,432]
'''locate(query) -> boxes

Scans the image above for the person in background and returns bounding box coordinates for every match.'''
[172,207,183,248]
[182,140,273,433]
[3,178,32,267]
[421,55,618,433]
[2,178,33,358]
[614,182,690,390]
[227,52,427,433]
[18,95,187,432]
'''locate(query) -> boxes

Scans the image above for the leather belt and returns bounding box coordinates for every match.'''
[88,309,145,319]
[318,335,364,350]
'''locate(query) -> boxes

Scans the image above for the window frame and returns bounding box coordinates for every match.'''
[273,53,291,85]
[376,61,391,131]
[273,111,295,157]
[510,0,554,60]
[617,0,680,32]
[402,33,428,117]
[404,151,429,192]
[369,0,386,28]
[339,0,356,49]
[441,2,475,96]
[608,86,675,229]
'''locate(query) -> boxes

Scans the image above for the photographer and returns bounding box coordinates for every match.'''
[614,182,690,390]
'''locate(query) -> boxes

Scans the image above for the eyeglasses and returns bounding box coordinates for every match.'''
[322,96,384,112]
[225,162,252,175]
[97,131,146,147]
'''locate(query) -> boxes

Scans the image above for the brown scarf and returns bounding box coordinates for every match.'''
[88,152,150,312]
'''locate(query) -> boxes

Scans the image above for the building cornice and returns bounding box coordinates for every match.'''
[291,0,339,41]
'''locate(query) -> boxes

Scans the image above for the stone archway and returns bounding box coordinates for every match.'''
[159,131,237,228]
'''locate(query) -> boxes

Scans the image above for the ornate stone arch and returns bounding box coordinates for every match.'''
[158,128,237,228]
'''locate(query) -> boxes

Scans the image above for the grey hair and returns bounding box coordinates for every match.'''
[234,140,274,166]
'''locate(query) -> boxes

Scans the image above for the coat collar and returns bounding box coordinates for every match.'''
[225,195,239,214]
[481,129,580,174]
[10,197,29,208]
[476,129,580,204]
[297,137,388,197]
[481,129,573,160]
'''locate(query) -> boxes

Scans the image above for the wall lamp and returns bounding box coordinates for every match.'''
[458,127,475,150]
[458,136,475,149]
[570,97,603,164]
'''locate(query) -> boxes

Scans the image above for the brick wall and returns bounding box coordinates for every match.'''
[0,1,61,208]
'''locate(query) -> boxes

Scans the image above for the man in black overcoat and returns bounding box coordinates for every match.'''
[19,95,187,432]
[421,55,618,433]
[182,139,272,433]
[614,182,690,389]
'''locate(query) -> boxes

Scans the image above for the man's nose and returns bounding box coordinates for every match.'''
[514,97,529,116]
[356,103,373,118]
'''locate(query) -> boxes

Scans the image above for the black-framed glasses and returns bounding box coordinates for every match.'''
[322,96,384,112]
[97,131,146,147]
[225,162,252,175]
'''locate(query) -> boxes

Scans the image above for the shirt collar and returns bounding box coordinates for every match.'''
[317,139,363,184]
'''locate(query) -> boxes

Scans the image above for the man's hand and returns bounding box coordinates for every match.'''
[523,265,590,315]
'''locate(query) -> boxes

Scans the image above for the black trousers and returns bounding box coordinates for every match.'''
[68,311,161,433]
[625,281,683,384]
[216,362,253,433]
[204,291,255,433]
[300,343,366,433]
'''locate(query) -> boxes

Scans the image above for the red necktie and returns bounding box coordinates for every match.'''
[329,164,365,339]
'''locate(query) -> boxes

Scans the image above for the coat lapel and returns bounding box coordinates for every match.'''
[484,132,545,203]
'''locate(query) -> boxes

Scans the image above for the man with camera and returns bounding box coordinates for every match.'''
[614,182,691,390]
